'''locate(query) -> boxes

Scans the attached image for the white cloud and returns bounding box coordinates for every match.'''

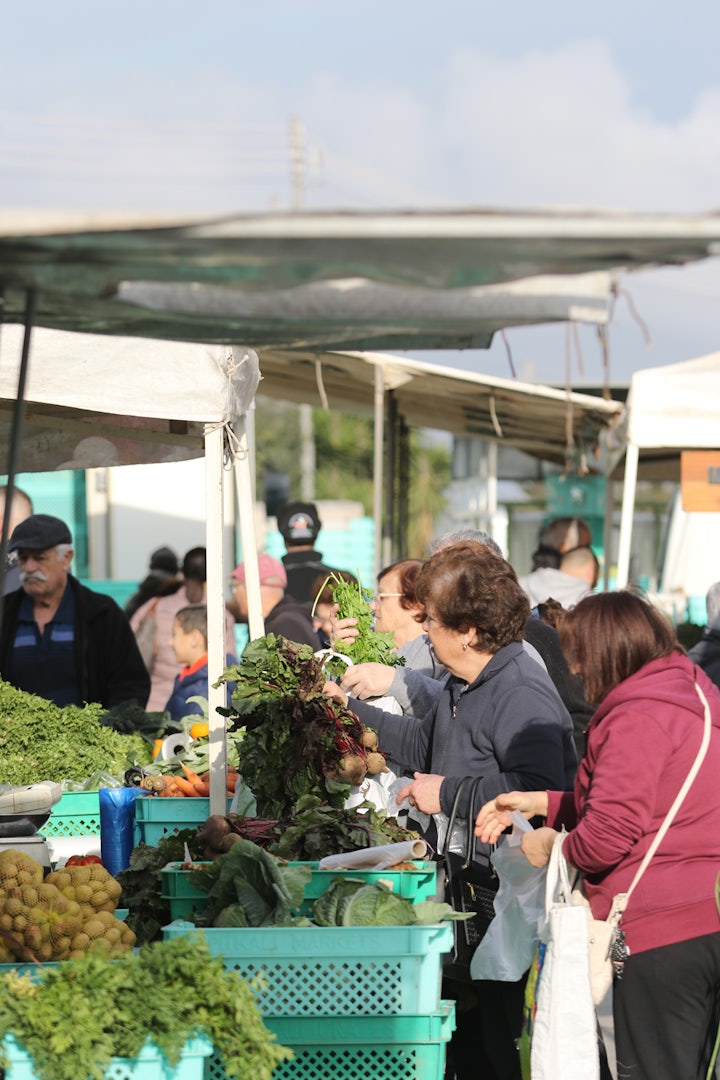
[301,39,720,213]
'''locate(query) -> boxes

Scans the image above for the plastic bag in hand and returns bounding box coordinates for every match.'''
[471,816,546,982]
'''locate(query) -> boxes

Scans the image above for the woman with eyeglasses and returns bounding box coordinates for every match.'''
[325,541,576,1080]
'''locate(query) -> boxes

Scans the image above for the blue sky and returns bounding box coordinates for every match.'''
[2,0,719,386]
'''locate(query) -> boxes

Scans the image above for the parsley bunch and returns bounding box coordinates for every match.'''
[0,935,291,1080]
[326,573,405,666]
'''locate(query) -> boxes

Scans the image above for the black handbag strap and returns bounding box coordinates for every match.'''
[443,775,486,867]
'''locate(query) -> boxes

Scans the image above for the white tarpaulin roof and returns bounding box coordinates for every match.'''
[613,351,720,587]
[626,352,720,450]
[0,328,621,472]
[0,325,255,470]
[257,347,622,468]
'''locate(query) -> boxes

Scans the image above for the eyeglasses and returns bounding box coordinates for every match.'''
[373,592,403,602]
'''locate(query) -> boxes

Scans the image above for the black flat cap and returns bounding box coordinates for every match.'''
[9,514,73,552]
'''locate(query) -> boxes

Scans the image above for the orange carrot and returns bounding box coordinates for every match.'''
[180,761,203,787]
[160,779,183,797]
[193,779,210,796]
[173,776,198,797]
[226,770,238,793]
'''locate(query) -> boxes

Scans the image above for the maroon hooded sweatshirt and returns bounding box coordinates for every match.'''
[546,653,720,955]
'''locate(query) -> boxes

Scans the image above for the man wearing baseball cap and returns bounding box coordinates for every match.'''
[0,514,150,709]
[275,500,347,605]
[231,553,318,648]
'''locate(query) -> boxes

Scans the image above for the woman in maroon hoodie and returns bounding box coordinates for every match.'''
[476,590,720,1080]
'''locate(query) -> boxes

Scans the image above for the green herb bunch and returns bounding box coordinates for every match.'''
[326,573,406,667]
[0,934,291,1080]
[0,679,151,785]
[217,635,375,818]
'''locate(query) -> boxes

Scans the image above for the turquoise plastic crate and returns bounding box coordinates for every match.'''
[159,859,437,921]
[134,797,232,846]
[42,791,101,837]
[160,862,211,921]
[297,860,437,909]
[3,1034,213,1080]
[206,1005,455,1080]
[162,921,453,1016]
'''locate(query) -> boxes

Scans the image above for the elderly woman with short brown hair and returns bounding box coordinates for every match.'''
[327,541,576,1080]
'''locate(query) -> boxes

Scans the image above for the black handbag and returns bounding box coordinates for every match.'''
[441,775,499,982]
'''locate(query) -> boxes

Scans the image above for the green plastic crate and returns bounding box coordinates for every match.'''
[297,859,437,909]
[159,859,437,922]
[3,1035,213,1080]
[134,797,232,846]
[162,921,453,1016]
[42,791,101,837]
[206,1004,455,1080]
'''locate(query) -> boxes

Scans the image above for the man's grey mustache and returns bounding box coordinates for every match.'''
[19,570,49,584]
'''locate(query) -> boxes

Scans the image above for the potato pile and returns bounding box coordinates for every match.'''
[0,850,135,963]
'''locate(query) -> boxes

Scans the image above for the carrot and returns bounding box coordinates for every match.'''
[180,762,203,787]
[226,770,239,793]
[160,779,183,797]
[173,776,199,797]
[193,780,210,797]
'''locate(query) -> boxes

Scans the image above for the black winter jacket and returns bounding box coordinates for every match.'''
[0,575,151,709]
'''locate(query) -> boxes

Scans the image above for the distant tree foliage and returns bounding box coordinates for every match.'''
[253,397,450,556]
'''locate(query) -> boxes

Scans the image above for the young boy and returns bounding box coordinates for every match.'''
[165,605,234,723]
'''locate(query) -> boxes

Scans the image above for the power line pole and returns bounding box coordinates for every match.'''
[289,115,316,500]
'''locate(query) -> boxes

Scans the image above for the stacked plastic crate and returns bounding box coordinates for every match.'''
[162,861,456,1080]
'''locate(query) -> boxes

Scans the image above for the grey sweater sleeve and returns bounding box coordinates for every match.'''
[388,666,445,716]
[389,634,447,715]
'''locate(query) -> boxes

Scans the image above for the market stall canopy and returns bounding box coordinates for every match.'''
[610,351,720,587]
[256,347,623,469]
[602,351,720,483]
[0,327,621,472]
[0,325,257,471]
[2,208,720,349]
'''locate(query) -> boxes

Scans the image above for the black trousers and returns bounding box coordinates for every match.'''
[613,932,720,1080]
[443,976,525,1080]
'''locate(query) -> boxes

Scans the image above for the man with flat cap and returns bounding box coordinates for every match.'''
[0,514,150,709]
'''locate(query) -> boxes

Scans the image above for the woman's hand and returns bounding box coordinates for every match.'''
[329,606,360,649]
[396,772,444,814]
[521,826,557,867]
[322,681,348,706]
[341,662,394,700]
[474,790,549,843]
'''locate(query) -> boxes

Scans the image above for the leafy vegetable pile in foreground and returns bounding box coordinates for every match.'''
[185,841,466,929]
[0,679,151,785]
[217,635,390,817]
[0,934,291,1080]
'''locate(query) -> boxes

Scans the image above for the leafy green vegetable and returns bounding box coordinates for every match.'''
[117,829,204,944]
[326,573,405,666]
[0,934,291,1080]
[341,883,417,926]
[217,635,376,818]
[190,838,312,927]
[0,679,151,785]
[311,878,472,927]
[269,795,421,862]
